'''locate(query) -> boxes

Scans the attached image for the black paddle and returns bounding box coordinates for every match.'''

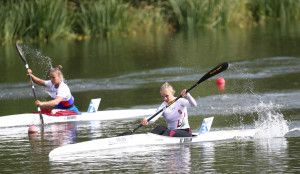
[119,62,229,136]
[16,42,44,125]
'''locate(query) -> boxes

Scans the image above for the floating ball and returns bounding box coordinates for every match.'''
[216,77,225,92]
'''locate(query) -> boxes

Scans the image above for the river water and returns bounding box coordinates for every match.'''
[0,25,299,173]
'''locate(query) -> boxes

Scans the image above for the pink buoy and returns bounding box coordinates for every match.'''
[28,125,39,134]
[216,77,225,92]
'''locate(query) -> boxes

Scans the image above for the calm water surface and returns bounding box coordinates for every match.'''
[0,25,300,173]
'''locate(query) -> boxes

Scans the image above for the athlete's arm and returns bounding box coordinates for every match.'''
[27,69,46,86]
[180,89,197,107]
[35,96,63,108]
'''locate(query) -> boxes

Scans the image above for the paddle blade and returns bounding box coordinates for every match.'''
[16,41,44,125]
[16,41,27,65]
[186,62,228,93]
[197,62,228,84]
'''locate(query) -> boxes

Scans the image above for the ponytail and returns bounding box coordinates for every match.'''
[160,82,175,95]
[48,65,64,80]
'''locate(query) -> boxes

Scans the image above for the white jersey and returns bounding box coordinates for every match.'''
[149,93,197,130]
[44,80,72,101]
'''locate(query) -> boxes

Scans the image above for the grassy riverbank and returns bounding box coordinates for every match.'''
[1,0,300,43]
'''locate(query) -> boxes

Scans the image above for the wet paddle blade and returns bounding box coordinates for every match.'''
[15,41,44,126]
[16,42,28,65]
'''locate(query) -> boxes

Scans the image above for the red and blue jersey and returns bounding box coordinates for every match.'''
[56,96,75,109]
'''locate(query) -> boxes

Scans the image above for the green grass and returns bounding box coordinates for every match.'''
[75,0,169,38]
[78,0,132,37]
[0,0,299,43]
[1,0,71,43]
[167,0,300,30]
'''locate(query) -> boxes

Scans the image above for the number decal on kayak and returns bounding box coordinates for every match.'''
[180,137,192,143]
[108,137,127,145]
[65,116,77,120]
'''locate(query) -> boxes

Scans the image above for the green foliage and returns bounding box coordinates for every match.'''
[166,0,300,30]
[1,0,71,43]
[75,0,169,38]
[0,0,299,42]
[78,0,130,37]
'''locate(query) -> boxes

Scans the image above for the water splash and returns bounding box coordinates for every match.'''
[254,102,289,138]
[18,44,53,78]
[228,58,291,138]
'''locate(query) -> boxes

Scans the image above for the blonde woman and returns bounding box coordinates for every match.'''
[141,82,197,137]
[27,65,79,114]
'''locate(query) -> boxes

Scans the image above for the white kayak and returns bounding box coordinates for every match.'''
[0,108,156,128]
[0,98,156,128]
[49,117,259,161]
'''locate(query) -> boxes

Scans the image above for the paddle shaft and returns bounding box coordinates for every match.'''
[16,43,44,125]
[131,62,229,134]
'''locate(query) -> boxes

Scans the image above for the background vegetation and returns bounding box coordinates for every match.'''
[1,0,300,43]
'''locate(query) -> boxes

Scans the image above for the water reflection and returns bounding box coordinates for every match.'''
[29,124,299,173]
[49,143,193,173]
[197,142,217,173]
[48,137,290,173]
[28,122,78,151]
[254,138,288,172]
[190,138,289,173]
[148,145,192,174]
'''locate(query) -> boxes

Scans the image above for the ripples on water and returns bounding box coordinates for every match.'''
[0,111,299,173]
[0,56,299,99]
[0,56,300,173]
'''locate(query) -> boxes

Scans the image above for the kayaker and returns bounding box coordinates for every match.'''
[27,65,80,114]
[141,82,197,137]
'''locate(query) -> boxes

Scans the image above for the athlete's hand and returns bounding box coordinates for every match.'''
[35,100,43,107]
[27,68,32,74]
[141,117,149,126]
[180,89,188,97]
[27,69,33,76]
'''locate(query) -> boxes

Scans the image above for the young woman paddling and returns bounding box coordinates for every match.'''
[141,82,197,137]
[27,65,80,114]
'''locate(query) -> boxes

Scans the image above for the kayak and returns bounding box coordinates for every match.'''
[0,108,156,128]
[49,129,258,160]
[49,117,259,161]
[0,98,156,128]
